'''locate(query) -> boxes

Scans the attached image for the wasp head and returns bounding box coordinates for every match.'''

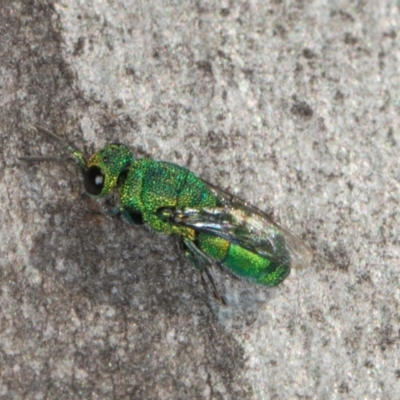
[84,144,133,197]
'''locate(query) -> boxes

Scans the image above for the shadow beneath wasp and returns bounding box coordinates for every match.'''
[29,197,207,314]
[29,193,278,324]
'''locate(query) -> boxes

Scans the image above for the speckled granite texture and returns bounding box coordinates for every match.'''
[1,1,399,399]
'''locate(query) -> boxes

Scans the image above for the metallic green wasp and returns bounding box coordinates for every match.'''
[20,126,311,303]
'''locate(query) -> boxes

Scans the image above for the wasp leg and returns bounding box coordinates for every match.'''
[102,206,144,225]
[183,238,227,305]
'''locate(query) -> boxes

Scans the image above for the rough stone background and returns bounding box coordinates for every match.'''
[1,0,400,399]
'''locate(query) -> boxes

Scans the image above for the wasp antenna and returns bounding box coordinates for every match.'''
[25,125,87,173]
[33,125,76,153]
[18,155,66,163]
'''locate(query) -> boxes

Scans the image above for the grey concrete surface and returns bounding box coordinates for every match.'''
[1,0,400,399]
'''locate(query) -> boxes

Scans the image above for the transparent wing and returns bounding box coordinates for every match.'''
[169,182,312,270]
[183,238,227,305]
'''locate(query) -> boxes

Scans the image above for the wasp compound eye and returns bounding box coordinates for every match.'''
[84,166,105,195]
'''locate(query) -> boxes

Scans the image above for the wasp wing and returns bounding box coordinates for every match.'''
[172,182,311,270]
[183,238,227,305]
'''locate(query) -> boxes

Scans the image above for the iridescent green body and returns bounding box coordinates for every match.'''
[21,126,310,301]
[114,159,289,287]
[86,143,290,286]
